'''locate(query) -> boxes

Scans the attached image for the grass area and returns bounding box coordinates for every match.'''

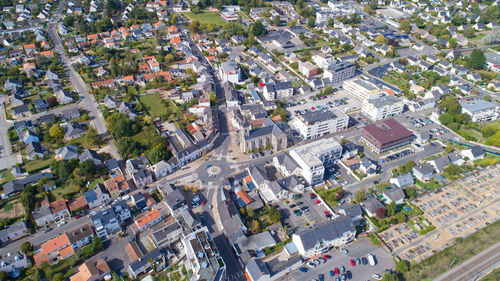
[263,238,292,255]
[4,203,13,212]
[51,183,80,200]
[139,94,169,118]
[404,220,500,281]
[0,170,14,184]
[316,186,342,207]
[415,178,442,190]
[479,267,500,281]
[182,11,227,26]
[475,154,500,167]
[23,157,54,174]
[462,128,485,142]
[400,203,423,217]
[369,233,382,247]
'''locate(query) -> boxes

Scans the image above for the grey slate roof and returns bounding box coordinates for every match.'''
[294,216,355,252]
[383,188,406,203]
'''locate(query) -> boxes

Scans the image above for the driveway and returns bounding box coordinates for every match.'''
[0,105,19,170]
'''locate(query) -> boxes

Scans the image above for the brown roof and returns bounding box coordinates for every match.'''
[236,190,253,204]
[125,242,143,262]
[362,118,413,145]
[66,224,94,244]
[68,196,88,212]
[49,199,68,214]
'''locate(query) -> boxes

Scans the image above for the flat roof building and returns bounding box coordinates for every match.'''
[361,118,413,153]
[291,109,349,140]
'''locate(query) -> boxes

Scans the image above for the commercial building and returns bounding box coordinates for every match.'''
[289,138,343,186]
[360,119,413,153]
[460,100,498,122]
[262,81,293,100]
[323,61,355,84]
[291,109,349,140]
[292,217,355,258]
[362,95,404,121]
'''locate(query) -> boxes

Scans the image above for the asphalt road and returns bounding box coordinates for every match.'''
[434,241,500,281]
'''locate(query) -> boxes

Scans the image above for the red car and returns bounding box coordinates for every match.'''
[324,210,330,214]
[315,200,321,204]
[201,200,206,206]
[350,259,355,267]
[323,255,331,260]
[334,268,339,275]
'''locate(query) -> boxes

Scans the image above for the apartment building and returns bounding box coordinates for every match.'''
[291,109,349,140]
[362,95,404,121]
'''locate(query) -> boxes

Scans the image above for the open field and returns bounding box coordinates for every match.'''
[139,94,169,118]
[182,11,227,26]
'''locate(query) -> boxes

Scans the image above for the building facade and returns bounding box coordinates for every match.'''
[291,109,348,140]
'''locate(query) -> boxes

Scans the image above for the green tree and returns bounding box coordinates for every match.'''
[147,144,170,164]
[269,207,281,223]
[481,123,500,138]
[49,123,64,140]
[80,159,97,179]
[396,260,409,273]
[307,16,315,28]
[399,19,411,33]
[246,207,255,218]
[403,187,417,200]
[86,126,99,146]
[467,49,486,70]
[0,271,5,281]
[487,131,500,147]
[439,113,454,125]
[443,164,461,176]
[92,236,103,253]
[250,21,266,36]
[356,188,367,202]
[386,202,396,217]
[396,212,406,223]
[209,91,218,107]
[375,34,386,44]
[52,273,64,281]
[20,241,33,254]
[463,27,476,38]
[382,272,399,281]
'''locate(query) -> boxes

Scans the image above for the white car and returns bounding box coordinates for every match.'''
[340,248,348,254]
[372,274,382,280]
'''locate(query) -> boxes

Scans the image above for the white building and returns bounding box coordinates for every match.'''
[461,100,498,122]
[219,61,241,83]
[343,78,382,101]
[289,138,343,186]
[291,109,349,140]
[292,217,355,258]
[323,61,355,84]
[362,95,404,121]
[262,81,293,100]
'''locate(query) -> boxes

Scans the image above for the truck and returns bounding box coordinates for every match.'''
[367,254,376,266]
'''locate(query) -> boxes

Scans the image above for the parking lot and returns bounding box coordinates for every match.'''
[286,89,363,120]
[277,191,331,233]
[285,238,394,281]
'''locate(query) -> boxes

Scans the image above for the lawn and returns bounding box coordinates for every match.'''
[0,170,14,184]
[415,178,442,190]
[475,154,500,167]
[182,11,227,26]
[23,157,54,174]
[400,203,423,217]
[139,94,169,118]
[404,220,500,281]
[316,186,342,207]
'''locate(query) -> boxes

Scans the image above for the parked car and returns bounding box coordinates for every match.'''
[350,259,355,267]
[340,248,348,254]
[372,274,382,280]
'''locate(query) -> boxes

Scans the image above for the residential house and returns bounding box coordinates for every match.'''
[134,209,162,232]
[61,122,86,140]
[66,224,94,250]
[84,183,111,209]
[104,175,130,199]
[0,221,27,244]
[132,169,153,189]
[80,149,102,165]
[149,221,183,248]
[33,234,74,266]
[69,260,111,281]
[26,142,43,160]
[49,199,70,221]
[127,249,165,279]
[382,188,406,205]
[460,146,485,161]
[55,145,79,160]
[0,252,30,276]
[390,173,414,188]
[360,198,384,217]
[428,152,464,173]
[412,164,435,182]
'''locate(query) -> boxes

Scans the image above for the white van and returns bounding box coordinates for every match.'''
[367,254,376,266]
